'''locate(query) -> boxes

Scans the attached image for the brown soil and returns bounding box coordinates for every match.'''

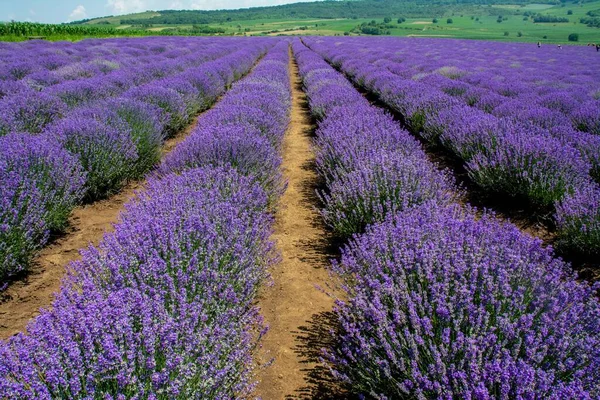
[254,49,342,399]
[0,117,200,340]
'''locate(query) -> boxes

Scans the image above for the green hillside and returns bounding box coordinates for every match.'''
[70,0,600,43]
[80,0,540,25]
[2,0,599,43]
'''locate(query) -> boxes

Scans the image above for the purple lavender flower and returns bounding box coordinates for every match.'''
[0,133,85,283]
[572,100,600,135]
[0,90,65,135]
[329,202,600,399]
[125,84,188,137]
[556,183,600,256]
[320,151,458,238]
[47,114,137,200]
[159,124,284,204]
[467,131,591,209]
[0,30,284,398]
[98,98,166,177]
[0,167,274,398]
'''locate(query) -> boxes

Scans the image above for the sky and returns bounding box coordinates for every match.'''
[0,0,318,24]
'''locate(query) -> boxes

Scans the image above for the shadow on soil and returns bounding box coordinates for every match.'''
[286,311,352,400]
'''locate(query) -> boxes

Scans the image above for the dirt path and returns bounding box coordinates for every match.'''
[0,118,200,340]
[255,49,339,399]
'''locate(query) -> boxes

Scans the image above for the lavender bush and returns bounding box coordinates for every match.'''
[303,36,600,255]
[125,84,189,137]
[160,126,284,204]
[0,133,85,282]
[320,151,457,238]
[47,113,138,200]
[0,40,290,397]
[0,37,275,288]
[556,184,600,256]
[103,98,166,177]
[160,41,291,205]
[0,89,65,135]
[294,39,600,399]
[314,105,423,183]
[294,40,456,239]
[329,203,600,399]
[0,167,273,398]
[467,131,592,209]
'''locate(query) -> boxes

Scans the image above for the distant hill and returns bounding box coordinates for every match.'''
[72,0,558,25]
[5,0,596,44]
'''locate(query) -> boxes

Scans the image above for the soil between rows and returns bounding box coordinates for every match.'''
[0,110,201,340]
[254,49,344,399]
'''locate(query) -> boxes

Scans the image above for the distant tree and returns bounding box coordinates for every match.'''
[504,31,509,36]
[567,10,573,15]
[384,17,391,23]
[523,16,529,21]
[543,35,547,39]
[533,15,569,23]
[447,18,453,24]
[517,31,523,37]
[344,31,350,36]
[568,33,579,41]
[432,18,438,23]
[397,17,406,24]
[470,16,474,20]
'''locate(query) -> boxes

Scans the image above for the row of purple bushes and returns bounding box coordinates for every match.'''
[302,37,600,258]
[0,38,273,286]
[0,40,291,398]
[293,39,600,399]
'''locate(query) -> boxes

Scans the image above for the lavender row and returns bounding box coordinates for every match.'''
[292,40,457,239]
[0,38,251,136]
[316,38,600,185]
[160,41,292,205]
[293,40,600,398]
[320,38,600,136]
[0,40,291,398]
[303,37,600,257]
[0,39,272,286]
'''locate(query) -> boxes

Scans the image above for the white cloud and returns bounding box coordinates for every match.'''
[187,0,312,11]
[68,5,87,21]
[189,0,211,10]
[106,0,147,15]
[169,0,184,9]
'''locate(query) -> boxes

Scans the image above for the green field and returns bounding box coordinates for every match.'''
[204,2,600,43]
[1,0,600,43]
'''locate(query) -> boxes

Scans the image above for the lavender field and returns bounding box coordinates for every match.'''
[0,36,599,399]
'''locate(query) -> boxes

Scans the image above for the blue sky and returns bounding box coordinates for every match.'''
[0,0,318,24]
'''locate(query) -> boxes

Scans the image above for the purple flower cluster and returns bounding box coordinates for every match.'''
[0,41,292,397]
[303,37,600,255]
[0,37,275,285]
[556,184,600,256]
[294,40,600,398]
[329,202,600,399]
[0,167,273,398]
[0,133,85,283]
[293,40,457,238]
[160,41,291,205]
[46,109,138,200]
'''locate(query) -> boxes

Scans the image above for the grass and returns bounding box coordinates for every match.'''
[135,1,600,44]
[2,1,600,43]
